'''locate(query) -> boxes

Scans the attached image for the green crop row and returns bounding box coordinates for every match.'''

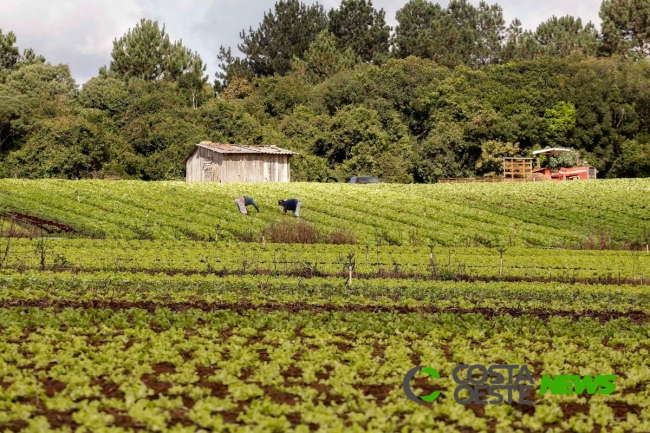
[1,271,650,314]
[2,179,650,247]
[1,307,649,432]
[2,238,649,283]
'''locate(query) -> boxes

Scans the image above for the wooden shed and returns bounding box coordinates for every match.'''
[183,142,298,183]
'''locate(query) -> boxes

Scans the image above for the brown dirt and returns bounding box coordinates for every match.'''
[1,362,641,432]
[41,378,67,397]
[560,402,590,416]
[0,212,78,235]
[607,401,641,418]
[2,299,648,323]
[22,265,650,286]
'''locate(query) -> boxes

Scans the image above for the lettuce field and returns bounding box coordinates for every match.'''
[1,179,649,432]
[2,179,650,247]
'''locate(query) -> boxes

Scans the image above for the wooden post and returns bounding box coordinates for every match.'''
[429,244,437,278]
[498,248,507,277]
[347,253,355,285]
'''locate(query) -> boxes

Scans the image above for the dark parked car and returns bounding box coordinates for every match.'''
[348,176,381,184]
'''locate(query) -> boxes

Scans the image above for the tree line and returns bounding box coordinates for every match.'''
[1,0,649,182]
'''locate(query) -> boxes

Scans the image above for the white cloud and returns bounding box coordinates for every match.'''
[0,0,605,85]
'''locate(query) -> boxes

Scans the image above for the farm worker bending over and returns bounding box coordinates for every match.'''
[278,199,301,217]
[234,196,259,214]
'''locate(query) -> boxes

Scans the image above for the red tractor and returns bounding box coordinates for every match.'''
[531,148,597,181]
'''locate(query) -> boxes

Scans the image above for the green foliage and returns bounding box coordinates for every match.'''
[328,0,391,63]
[600,0,650,58]
[549,149,580,169]
[611,138,650,177]
[393,0,507,68]
[3,5,650,181]
[290,154,330,181]
[78,77,131,117]
[0,116,110,179]
[0,62,76,155]
[317,106,390,178]
[501,19,539,62]
[245,74,311,117]
[543,101,577,146]
[415,122,468,182]
[475,140,520,175]
[534,15,599,58]
[0,29,20,78]
[291,31,359,84]
[102,19,207,85]
[392,0,445,59]
[0,29,45,83]
[200,99,263,144]
[218,0,328,83]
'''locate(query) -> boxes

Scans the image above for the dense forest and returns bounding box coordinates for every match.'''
[1,0,649,182]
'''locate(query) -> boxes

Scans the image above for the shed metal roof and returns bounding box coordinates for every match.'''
[183,142,298,164]
[197,142,297,155]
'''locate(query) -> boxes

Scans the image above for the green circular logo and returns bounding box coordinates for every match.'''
[403,366,441,404]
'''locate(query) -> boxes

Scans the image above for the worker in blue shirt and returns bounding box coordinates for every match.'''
[234,196,259,214]
[278,199,301,217]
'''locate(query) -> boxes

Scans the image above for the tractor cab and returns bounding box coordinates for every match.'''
[531,148,597,181]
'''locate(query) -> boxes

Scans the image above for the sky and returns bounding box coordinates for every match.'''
[0,0,603,85]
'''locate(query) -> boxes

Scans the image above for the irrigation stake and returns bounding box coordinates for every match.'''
[428,244,438,278]
[497,248,507,277]
[347,253,355,285]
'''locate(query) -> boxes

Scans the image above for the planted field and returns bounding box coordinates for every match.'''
[1,179,650,247]
[1,272,650,432]
[1,180,649,432]
[2,239,650,284]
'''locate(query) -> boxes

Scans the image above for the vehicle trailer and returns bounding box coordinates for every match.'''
[531,148,597,181]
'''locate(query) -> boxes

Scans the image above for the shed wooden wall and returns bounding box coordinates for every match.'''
[185,148,291,182]
[185,147,217,182]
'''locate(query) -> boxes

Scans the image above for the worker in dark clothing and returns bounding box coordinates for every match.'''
[235,196,259,214]
[278,199,301,217]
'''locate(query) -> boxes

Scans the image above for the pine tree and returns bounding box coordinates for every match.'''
[103,19,207,84]
[394,0,506,68]
[600,0,650,58]
[501,19,539,61]
[215,47,254,90]
[534,15,599,58]
[0,29,45,82]
[328,0,390,63]
[393,0,445,59]
[291,31,359,83]
[474,1,508,66]
[0,30,20,76]
[218,0,328,83]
